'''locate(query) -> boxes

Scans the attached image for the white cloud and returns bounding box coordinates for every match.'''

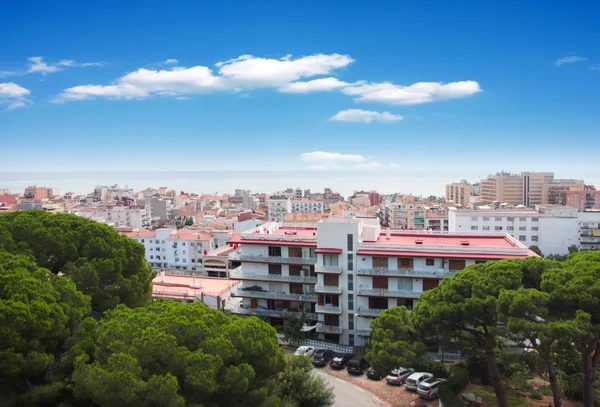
[355,161,383,168]
[330,108,404,123]
[554,56,588,67]
[164,59,179,65]
[0,70,16,77]
[389,162,400,168]
[589,64,600,71]
[300,151,365,162]
[342,80,482,105]
[26,56,103,75]
[0,82,31,110]
[279,77,349,93]
[216,53,354,87]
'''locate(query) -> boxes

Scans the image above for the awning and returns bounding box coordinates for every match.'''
[315,248,343,254]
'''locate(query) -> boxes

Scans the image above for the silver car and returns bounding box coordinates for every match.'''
[385,367,415,385]
[404,372,434,391]
[417,377,446,399]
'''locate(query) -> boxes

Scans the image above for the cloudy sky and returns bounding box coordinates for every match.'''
[1,0,599,184]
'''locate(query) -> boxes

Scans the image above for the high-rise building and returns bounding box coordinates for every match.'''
[555,186,600,211]
[445,180,473,207]
[480,172,524,205]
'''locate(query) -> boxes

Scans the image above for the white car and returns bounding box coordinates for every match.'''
[418,377,447,399]
[385,367,415,385]
[294,346,315,357]
[404,372,434,391]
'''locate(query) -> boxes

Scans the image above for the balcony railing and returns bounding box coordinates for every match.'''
[357,287,423,298]
[356,329,372,336]
[315,285,343,294]
[230,270,317,284]
[232,254,317,265]
[315,324,343,334]
[232,289,317,302]
[315,304,343,314]
[228,306,317,320]
[357,268,454,279]
[314,265,342,274]
[356,307,384,317]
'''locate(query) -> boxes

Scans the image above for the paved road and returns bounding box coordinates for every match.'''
[313,369,391,407]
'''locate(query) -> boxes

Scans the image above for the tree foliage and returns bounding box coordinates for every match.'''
[72,301,287,407]
[0,211,155,312]
[282,313,310,345]
[0,252,91,402]
[365,306,426,374]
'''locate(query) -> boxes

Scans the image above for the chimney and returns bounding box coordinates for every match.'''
[386,227,391,240]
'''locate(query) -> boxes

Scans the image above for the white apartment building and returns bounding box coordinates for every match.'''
[119,227,234,272]
[579,211,600,251]
[387,201,426,229]
[448,205,600,255]
[228,218,534,346]
[74,205,149,228]
[268,198,292,222]
[291,199,324,214]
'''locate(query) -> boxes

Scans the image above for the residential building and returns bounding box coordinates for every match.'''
[285,212,329,224]
[542,179,585,205]
[554,186,600,211]
[480,172,523,205]
[24,186,48,200]
[351,191,380,207]
[227,218,535,346]
[295,187,303,199]
[579,211,600,251]
[46,187,61,198]
[425,210,449,231]
[152,272,238,309]
[74,204,149,228]
[0,188,12,195]
[291,199,324,214]
[150,197,169,221]
[445,180,473,207]
[387,196,426,229]
[268,196,292,222]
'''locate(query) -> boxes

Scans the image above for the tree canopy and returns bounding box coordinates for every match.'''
[0,211,154,312]
[0,252,91,402]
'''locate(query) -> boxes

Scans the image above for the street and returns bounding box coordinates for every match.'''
[313,369,391,407]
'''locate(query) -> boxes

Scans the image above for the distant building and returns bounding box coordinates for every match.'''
[24,186,47,200]
[554,186,600,211]
[152,272,238,309]
[291,199,324,214]
[387,196,426,229]
[268,196,291,222]
[480,172,523,205]
[445,180,473,207]
[150,197,169,221]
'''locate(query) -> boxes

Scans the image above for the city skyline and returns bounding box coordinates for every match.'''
[2,1,599,179]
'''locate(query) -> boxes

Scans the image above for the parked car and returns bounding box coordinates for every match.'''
[312,349,335,367]
[294,346,315,357]
[346,356,368,375]
[404,372,434,391]
[366,367,384,380]
[417,377,447,399]
[329,353,353,369]
[386,367,415,385]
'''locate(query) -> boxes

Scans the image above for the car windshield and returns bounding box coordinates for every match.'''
[418,383,431,391]
[389,373,399,378]
[406,378,416,384]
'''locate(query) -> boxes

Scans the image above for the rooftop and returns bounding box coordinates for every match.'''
[119,228,157,238]
[152,274,239,299]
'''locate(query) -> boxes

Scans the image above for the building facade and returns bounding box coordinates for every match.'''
[387,199,426,229]
[445,180,473,207]
[227,218,534,346]
[291,199,324,214]
[555,187,600,211]
[268,197,292,222]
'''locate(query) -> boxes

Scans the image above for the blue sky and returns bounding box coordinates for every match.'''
[1,0,599,185]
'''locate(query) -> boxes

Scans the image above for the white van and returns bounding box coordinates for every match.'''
[404,372,434,390]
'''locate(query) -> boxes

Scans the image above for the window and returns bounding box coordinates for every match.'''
[161,240,165,244]
[398,278,413,291]
[483,216,490,221]
[532,217,539,222]
[425,258,435,266]
[183,259,186,263]
[348,274,353,291]
[141,239,145,243]
[323,254,339,266]
[182,250,186,254]
[507,226,514,231]
[519,217,526,221]
[347,234,353,251]
[163,256,166,260]
[347,254,354,271]
[471,226,478,230]
[372,257,388,269]
[155,240,160,244]
[348,318,354,330]
[268,246,282,257]
[471,216,478,221]
[483,226,490,230]
[150,255,154,259]
[349,335,354,346]
[507,217,514,222]
[519,226,526,231]
[348,294,354,311]
[532,236,538,241]
[149,248,153,251]
[519,235,526,241]
[495,226,503,231]
[155,247,160,251]
[190,242,195,247]
[182,242,186,246]
[532,227,538,231]
[495,217,502,221]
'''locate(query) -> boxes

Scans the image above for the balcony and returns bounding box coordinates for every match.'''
[315,324,343,334]
[232,254,317,265]
[232,289,317,302]
[315,285,343,294]
[315,304,343,314]
[228,306,317,320]
[315,265,342,274]
[356,307,384,317]
[357,287,423,298]
[357,268,454,279]
[357,329,372,336]
[230,270,317,284]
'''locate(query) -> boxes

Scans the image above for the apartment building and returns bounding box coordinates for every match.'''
[448,205,600,255]
[74,205,149,228]
[555,187,600,211]
[425,210,449,231]
[445,180,473,207]
[579,212,600,251]
[291,199,324,214]
[542,179,585,205]
[227,218,534,346]
[24,186,48,200]
[387,197,426,229]
[480,172,523,205]
[268,197,292,222]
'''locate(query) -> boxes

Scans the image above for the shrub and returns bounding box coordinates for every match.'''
[530,390,543,400]
[448,364,469,394]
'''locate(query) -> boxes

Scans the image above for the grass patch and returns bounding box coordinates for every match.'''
[471,386,528,407]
